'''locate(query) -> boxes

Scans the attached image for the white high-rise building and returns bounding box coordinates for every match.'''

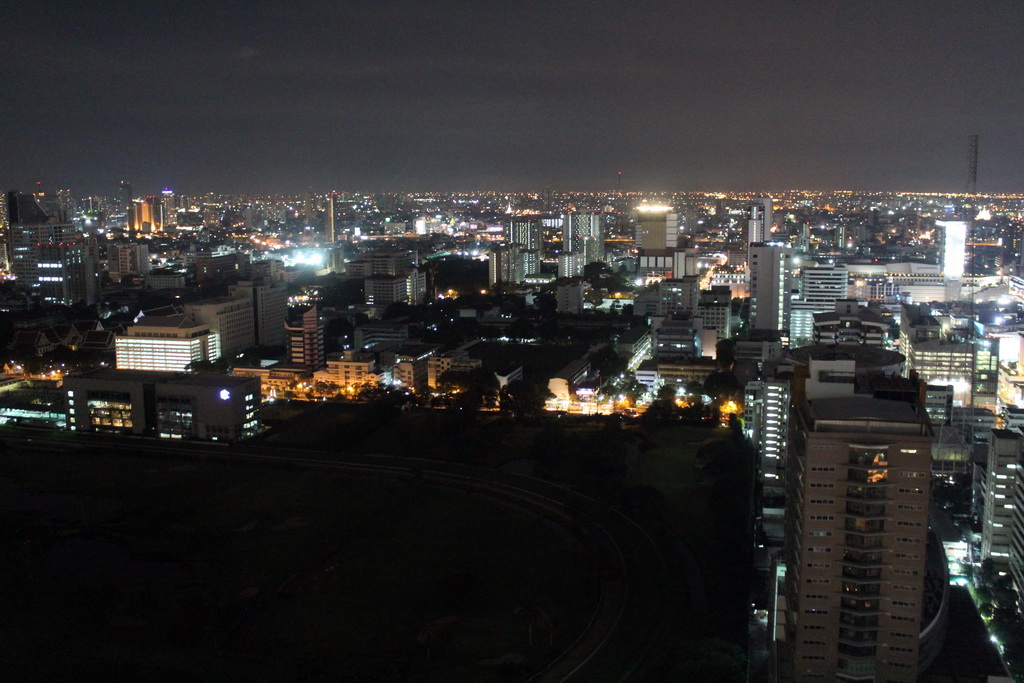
[745,377,791,490]
[938,219,968,280]
[749,243,795,334]
[983,429,1022,573]
[790,265,849,345]
[562,212,605,265]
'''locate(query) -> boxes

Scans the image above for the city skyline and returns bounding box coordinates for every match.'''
[3,1,1023,195]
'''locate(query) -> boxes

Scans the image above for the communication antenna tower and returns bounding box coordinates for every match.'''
[967,134,979,195]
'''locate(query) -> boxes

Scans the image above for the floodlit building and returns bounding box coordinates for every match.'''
[635,205,678,251]
[65,369,260,442]
[115,316,220,372]
[316,349,380,390]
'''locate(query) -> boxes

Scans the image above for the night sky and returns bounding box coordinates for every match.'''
[3,1,1023,196]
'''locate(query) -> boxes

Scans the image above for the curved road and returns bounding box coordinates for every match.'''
[5,429,671,682]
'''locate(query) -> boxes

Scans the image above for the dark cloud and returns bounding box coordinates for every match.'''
[1,0,1022,195]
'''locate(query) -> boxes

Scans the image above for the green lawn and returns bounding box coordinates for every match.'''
[0,447,592,682]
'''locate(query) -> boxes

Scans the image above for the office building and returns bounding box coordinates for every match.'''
[115,316,220,372]
[184,296,255,358]
[7,191,99,306]
[229,279,288,347]
[697,286,733,341]
[635,205,678,251]
[749,243,795,335]
[655,277,702,316]
[900,305,998,409]
[790,265,849,346]
[812,300,890,347]
[316,349,380,390]
[65,369,260,442]
[937,219,968,280]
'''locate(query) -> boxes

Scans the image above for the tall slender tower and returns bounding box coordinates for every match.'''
[326,193,336,243]
[748,196,774,245]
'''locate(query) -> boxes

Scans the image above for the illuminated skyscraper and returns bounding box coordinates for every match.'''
[562,212,604,264]
[748,196,773,245]
[6,191,98,305]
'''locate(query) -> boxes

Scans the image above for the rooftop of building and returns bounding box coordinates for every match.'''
[788,344,904,369]
[67,368,257,388]
[990,428,1023,440]
[808,396,922,424]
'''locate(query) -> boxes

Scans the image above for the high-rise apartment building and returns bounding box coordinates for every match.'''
[982,429,1023,573]
[489,245,523,286]
[110,242,151,282]
[509,218,542,251]
[286,305,325,372]
[749,243,795,334]
[745,376,791,490]
[781,395,934,681]
[562,212,604,265]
